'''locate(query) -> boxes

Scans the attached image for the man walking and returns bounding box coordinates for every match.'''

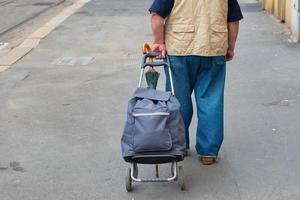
[149,0,243,165]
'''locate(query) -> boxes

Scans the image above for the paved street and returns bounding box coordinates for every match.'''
[0,0,300,199]
[0,0,76,50]
[0,0,63,36]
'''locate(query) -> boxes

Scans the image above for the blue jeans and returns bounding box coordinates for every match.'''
[165,56,226,157]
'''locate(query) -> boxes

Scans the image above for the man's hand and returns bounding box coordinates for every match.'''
[153,43,167,58]
[226,48,234,61]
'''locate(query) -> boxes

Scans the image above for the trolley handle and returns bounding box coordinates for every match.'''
[138,53,175,96]
[142,53,170,68]
[142,52,159,63]
[143,61,166,68]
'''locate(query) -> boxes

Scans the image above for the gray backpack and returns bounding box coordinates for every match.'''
[121,54,186,159]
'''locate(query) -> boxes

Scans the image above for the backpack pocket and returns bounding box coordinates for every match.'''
[132,112,172,153]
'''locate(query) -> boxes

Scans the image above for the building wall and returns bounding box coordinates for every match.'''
[258,0,300,41]
[259,0,291,27]
[274,0,285,21]
[285,0,292,28]
[265,0,274,13]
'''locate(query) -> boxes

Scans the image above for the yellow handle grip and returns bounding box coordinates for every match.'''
[142,43,153,62]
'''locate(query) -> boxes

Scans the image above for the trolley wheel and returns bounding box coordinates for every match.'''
[133,163,138,178]
[178,166,185,191]
[126,167,132,192]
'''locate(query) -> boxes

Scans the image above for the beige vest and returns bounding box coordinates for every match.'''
[165,0,228,56]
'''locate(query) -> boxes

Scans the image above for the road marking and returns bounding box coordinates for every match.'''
[0,42,9,50]
[52,57,77,66]
[0,66,10,72]
[52,56,94,66]
[19,39,40,48]
[0,0,91,73]
[28,26,56,39]
[0,47,32,66]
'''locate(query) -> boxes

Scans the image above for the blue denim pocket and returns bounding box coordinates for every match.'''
[213,56,226,66]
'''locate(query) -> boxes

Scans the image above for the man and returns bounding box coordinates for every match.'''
[149,0,243,165]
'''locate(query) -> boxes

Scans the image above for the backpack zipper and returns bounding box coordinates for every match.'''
[133,112,170,117]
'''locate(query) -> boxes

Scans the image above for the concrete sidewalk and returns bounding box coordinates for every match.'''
[0,0,300,200]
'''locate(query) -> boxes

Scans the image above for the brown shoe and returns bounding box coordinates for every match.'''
[199,156,216,165]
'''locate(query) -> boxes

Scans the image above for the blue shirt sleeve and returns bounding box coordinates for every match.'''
[228,0,243,22]
[149,0,243,22]
[149,0,174,19]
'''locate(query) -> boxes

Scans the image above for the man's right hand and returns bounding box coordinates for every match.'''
[225,48,234,61]
[152,43,167,58]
